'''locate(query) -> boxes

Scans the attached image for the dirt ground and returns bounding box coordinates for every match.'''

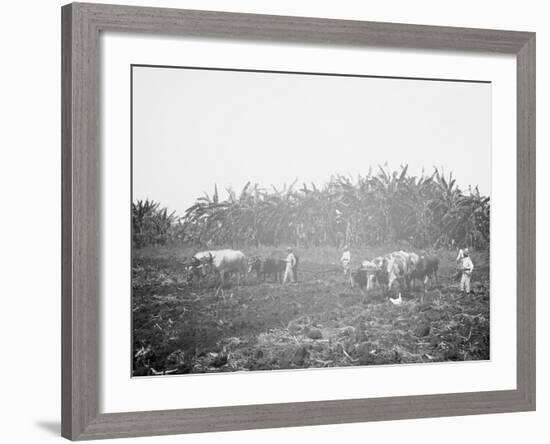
[132,245,490,376]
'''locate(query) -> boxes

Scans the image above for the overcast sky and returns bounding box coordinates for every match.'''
[132,66,491,216]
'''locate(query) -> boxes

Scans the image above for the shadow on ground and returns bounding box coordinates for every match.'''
[35,421,60,436]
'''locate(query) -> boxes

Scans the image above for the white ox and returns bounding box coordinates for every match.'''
[194,249,248,287]
[381,251,420,292]
[354,251,421,297]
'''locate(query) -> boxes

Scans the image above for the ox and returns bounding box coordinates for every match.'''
[376,251,419,294]
[385,253,408,292]
[193,251,214,273]
[351,268,368,298]
[248,257,285,283]
[409,255,439,291]
[196,249,248,287]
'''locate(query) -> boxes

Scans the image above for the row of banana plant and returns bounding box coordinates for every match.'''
[133,166,490,249]
[132,199,176,248]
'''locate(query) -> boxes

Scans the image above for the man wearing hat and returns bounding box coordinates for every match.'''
[283,246,297,284]
[459,248,474,294]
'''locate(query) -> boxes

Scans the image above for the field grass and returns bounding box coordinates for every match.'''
[132,244,490,376]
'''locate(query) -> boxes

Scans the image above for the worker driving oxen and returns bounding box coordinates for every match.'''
[283,247,298,284]
[340,245,352,282]
[187,244,442,303]
[458,248,474,294]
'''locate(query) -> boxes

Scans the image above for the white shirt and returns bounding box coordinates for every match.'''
[285,253,296,267]
[461,256,474,274]
[340,251,351,265]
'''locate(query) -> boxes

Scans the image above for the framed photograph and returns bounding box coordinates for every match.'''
[62,2,535,440]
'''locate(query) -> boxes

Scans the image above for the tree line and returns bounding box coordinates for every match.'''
[132,166,490,250]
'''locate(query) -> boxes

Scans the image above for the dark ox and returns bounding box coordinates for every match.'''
[249,257,286,283]
[351,268,368,290]
[409,255,439,290]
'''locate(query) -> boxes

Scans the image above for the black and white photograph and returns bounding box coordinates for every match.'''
[131,65,491,377]
[1,0,542,442]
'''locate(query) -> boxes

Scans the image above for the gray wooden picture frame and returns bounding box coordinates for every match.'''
[61,2,536,440]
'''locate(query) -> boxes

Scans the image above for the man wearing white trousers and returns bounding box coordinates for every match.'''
[459,248,474,294]
[340,245,351,277]
[283,246,297,284]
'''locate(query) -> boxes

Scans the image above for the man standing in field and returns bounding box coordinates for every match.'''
[453,247,465,281]
[283,246,297,284]
[340,245,351,281]
[459,248,474,294]
[293,251,300,283]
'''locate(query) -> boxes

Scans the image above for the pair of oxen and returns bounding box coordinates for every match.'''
[186,249,296,288]
[352,250,439,297]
